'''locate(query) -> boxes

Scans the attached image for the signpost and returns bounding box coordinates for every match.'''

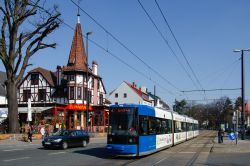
[232,110,239,144]
[27,99,32,122]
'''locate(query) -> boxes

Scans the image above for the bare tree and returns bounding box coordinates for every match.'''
[0,0,61,133]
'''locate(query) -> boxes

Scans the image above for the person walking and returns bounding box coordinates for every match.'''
[40,126,45,140]
[45,127,49,138]
[221,129,224,143]
[218,129,222,143]
[28,126,33,142]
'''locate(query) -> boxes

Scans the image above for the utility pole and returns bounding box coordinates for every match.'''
[86,31,92,131]
[241,50,245,140]
[154,85,156,107]
[234,48,250,140]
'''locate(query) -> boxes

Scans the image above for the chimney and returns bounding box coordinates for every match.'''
[56,66,62,86]
[92,60,98,75]
[132,82,136,88]
[141,86,147,93]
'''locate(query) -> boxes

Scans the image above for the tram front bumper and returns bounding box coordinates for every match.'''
[106,144,137,156]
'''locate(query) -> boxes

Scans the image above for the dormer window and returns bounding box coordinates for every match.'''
[31,73,39,85]
[70,75,75,81]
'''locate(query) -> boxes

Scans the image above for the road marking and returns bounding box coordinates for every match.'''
[179,152,196,154]
[3,149,24,152]
[3,157,30,162]
[152,158,166,166]
[48,151,66,155]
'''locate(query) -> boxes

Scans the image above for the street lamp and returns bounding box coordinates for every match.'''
[86,31,92,131]
[233,48,250,140]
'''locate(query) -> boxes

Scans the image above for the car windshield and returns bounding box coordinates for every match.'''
[52,130,70,136]
[108,107,137,136]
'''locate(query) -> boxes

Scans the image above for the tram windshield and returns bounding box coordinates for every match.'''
[108,107,137,136]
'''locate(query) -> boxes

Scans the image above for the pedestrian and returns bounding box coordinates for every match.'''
[28,126,33,142]
[221,129,224,143]
[45,128,49,138]
[40,126,45,140]
[218,129,222,143]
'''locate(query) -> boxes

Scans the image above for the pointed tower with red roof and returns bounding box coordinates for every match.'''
[60,13,106,129]
[63,14,87,72]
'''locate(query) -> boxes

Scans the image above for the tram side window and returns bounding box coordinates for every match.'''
[194,124,198,130]
[174,121,182,133]
[189,123,193,131]
[156,119,162,134]
[181,122,186,132]
[161,119,171,134]
[139,116,148,135]
[148,117,157,135]
[167,119,172,134]
[161,120,167,134]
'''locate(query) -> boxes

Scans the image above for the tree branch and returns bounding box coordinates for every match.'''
[4,0,12,33]
[19,13,60,53]
[14,33,23,74]
[16,12,60,83]
[0,16,7,65]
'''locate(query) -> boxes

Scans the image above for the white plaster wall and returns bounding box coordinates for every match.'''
[0,96,7,104]
[108,82,150,105]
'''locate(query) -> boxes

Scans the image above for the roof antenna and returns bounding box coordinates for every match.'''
[77,0,81,23]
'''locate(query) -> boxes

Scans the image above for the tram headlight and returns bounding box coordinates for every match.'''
[128,138,133,143]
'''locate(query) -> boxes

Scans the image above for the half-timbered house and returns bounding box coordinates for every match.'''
[17,14,108,132]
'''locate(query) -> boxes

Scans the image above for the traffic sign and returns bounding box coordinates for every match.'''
[228,132,236,140]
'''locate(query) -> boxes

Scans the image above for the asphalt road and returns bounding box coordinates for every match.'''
[0,131,249,166]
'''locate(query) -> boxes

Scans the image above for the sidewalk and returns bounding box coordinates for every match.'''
[0,138,42,146]
[0,133,106,146]
[211,134,250,153]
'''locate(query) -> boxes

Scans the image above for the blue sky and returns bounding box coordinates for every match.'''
[1,0,250,106]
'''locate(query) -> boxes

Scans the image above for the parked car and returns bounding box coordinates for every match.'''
[42,130,89,149]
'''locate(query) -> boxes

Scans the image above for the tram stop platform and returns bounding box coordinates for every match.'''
[211,133,250,153]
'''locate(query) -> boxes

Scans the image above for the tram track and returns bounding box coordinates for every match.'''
[114,131,216,166]
[112,132,215,166]
[150,130,216,166]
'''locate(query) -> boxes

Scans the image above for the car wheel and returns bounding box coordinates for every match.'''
[82,140,87,147]
[62,142,68,150]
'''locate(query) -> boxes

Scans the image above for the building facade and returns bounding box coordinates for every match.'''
[108,81,152,106]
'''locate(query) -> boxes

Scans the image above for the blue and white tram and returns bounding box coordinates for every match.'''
[106,104,199,156]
